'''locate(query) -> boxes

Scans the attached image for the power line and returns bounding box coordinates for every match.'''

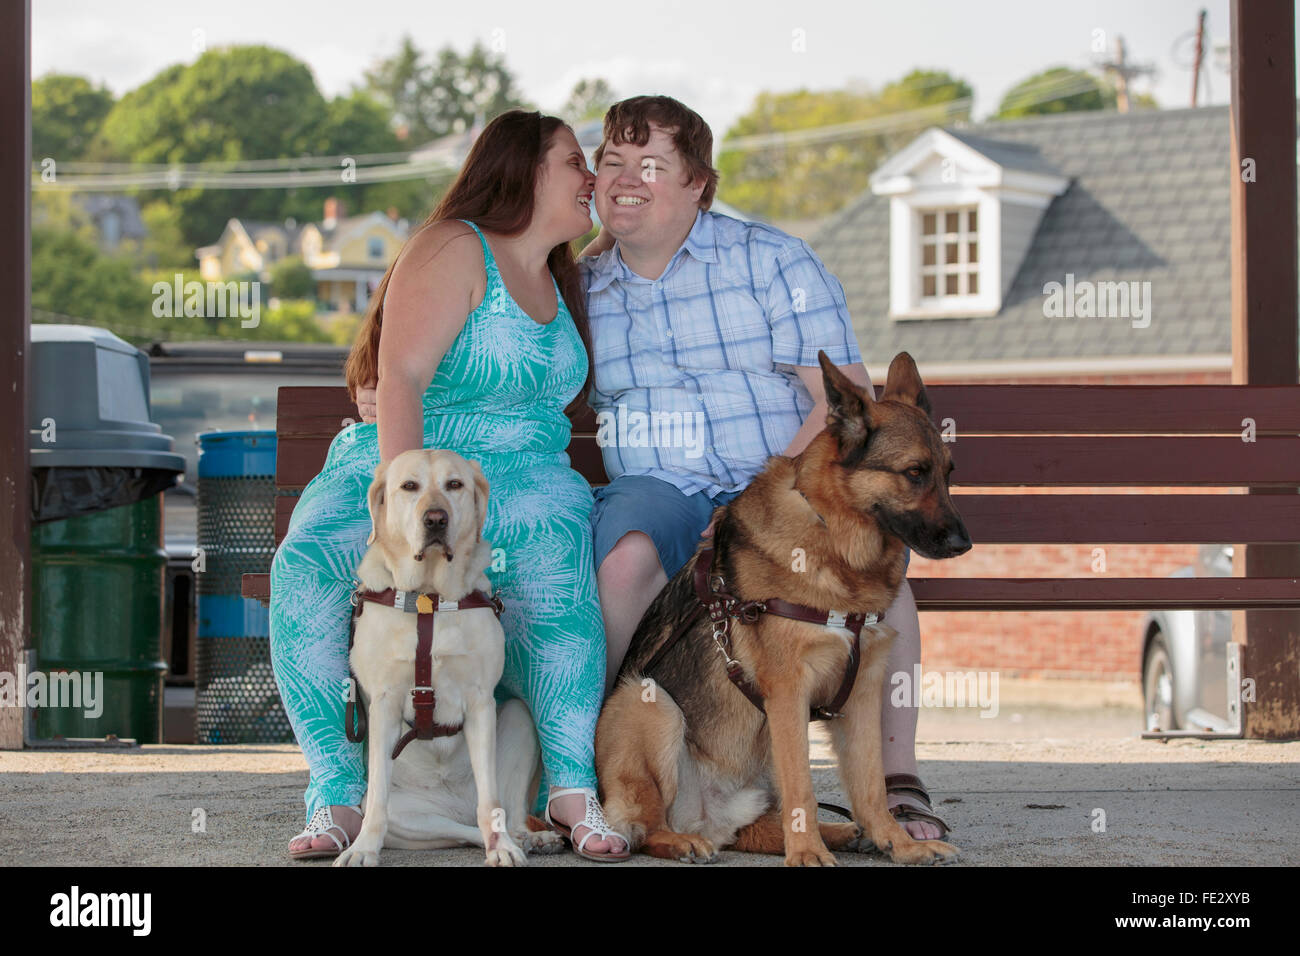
[34,159,460,192]
[34,70,1134,192]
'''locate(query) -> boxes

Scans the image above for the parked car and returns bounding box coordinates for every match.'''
[1139,544,1235,733]
[147,341,348,741]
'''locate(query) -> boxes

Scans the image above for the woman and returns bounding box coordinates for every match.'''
[270,110,629,861]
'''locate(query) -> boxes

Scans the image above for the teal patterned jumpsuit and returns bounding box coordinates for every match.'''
[268,220,606,823]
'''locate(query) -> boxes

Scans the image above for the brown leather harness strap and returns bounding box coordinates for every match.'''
[346,586,504,759]
[640,546,876,722]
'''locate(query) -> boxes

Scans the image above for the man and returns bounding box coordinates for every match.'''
[579,96,948,842]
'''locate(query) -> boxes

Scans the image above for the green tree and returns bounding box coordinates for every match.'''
[31,73,116,164]
[269,256,316,298]
[994,67,1114,118]
[362,35,532,143]
[92,46,330,247]
[138,200,192,270]
[241,300,333,342]
[562,78,616,124]
[716,69,972,221]
[280,88,418,229]
[31,226,157,334]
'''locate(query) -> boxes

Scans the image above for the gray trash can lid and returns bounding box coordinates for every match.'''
[30,325,185,472]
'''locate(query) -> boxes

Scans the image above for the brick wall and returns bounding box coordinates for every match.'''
[913,367,1231,682]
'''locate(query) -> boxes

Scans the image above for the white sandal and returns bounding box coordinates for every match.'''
[545,788,631,862]
[288,804,363,860]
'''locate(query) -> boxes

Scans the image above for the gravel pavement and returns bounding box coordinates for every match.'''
[3,679,1295,867]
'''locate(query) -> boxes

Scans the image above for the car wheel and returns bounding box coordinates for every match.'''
[1143,633,1179,732]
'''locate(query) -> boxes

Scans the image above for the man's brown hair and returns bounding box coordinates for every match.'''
[594,95,719,208]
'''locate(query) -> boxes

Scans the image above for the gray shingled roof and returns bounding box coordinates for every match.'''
[811,105,1238,365]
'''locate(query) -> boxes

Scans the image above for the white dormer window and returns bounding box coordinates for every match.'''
[919,207,979,300]
[870,128,1068,320]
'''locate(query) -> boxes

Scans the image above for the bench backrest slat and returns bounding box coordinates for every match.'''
[955,494,1300,544]
[268,384,1300,546]
[919,385,1300,434]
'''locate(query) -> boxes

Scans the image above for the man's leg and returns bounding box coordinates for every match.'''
[591,476,720,696]
[598,532,667,697]
[878,576,944,840]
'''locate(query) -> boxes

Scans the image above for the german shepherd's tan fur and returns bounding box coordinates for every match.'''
[595,351,971,866]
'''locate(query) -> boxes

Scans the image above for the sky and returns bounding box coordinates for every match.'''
[31,0,1279,142]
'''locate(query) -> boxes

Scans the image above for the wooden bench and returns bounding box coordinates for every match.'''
[242,384,1300,717]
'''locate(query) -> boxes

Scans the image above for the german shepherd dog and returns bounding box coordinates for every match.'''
[595,350,971,866]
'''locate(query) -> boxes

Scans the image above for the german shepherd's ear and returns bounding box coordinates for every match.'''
[468,458,490,543]
[366,459,390,547]
[817,350,877,467]
[880,351,932,416]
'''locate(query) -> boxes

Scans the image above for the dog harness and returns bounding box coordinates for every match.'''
[345,586,505,759]
[641,545,879,722]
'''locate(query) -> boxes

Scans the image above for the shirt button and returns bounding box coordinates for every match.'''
[665,329,673,337]
[706,446,715,454]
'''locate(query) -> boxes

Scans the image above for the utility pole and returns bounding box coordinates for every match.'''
[1192,8,1208,106]
[1101,35,1155,113]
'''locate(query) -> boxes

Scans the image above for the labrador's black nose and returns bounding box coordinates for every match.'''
[423,509,448,531]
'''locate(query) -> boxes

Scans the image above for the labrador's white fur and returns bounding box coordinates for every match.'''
[334,448,562,867]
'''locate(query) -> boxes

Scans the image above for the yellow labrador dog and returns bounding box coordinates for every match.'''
[335,448,562,867]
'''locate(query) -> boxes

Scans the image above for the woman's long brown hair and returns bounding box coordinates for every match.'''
[343,110,593,400]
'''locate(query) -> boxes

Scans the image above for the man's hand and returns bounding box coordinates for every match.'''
[357,381,377,424]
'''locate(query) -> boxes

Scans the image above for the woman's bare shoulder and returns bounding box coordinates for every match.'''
[397,218,484,273]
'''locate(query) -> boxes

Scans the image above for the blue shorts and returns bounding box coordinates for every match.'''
[590,473,910,579]
[591,475,742,579]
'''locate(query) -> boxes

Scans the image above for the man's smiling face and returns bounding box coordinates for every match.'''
[594,123,705,245]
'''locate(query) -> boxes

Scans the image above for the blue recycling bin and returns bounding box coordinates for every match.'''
[194,430,293,743]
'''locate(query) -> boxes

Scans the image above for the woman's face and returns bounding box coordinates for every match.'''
[535,125,596,242]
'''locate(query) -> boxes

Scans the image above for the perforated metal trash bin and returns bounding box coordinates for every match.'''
[194,430,293,743]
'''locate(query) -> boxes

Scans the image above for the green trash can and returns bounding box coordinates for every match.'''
[28,325,185,743]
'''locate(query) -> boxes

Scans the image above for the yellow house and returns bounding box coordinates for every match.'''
[196,197,410,314]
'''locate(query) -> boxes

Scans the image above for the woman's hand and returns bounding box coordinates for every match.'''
[356,383,377,424]
[577,226,614,259]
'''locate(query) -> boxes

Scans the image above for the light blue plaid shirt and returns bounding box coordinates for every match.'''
[581,209,863,497]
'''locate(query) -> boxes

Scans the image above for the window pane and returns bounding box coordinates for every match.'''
[967,241,978,263]
[922,213,936,235]
[945,274,959,295]
[922,275,936,296]
[922,244,936,266]
[945,242,959,264]
[968,270,979,295]
[945,211,959,233]
[967,209,978,231]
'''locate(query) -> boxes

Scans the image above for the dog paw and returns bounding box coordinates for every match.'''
[485,837,527,867]
[518,828,566,856]
[889,839,959,866]
[333,844,380,867]
[670,833,718,864]
[644,831,717,863]
[822,821,864,851]
[784,845,837,867]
